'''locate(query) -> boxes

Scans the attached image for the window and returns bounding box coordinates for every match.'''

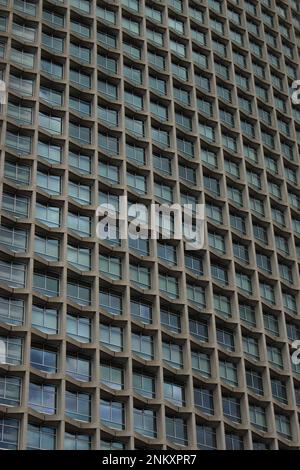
[204,176,220,196]
[127,171,147,194]
[174,87,190,105]
[275,414,291,439]
[37,171,61,195]
[41,58,63,79]
[70,96,91,116]
[226,158,241,181]
[101,364,124,391]
[243,336,259,360]
[67,280,91,306]
[287,323,300,342]
[0,260,26,288]
[67,314,91,343]
[0,297,24,326]
[187,284,205,307]
[197,425,216,450]
[0,224,28,253]
[172,62,188,81]
[164,382,185,407]
[194,387,214,415]
[9,73,34,96]
[11,47,34,68]
[70,68,91,88]
[126,143,145,165]
[98,79,117,100]
[161,309,181,333]
[27,424,56,450]
[162,341,183,369]
[283,292,297,314]
[268,345,283,369]
[0,376,21,407]
[69,123,91,144]
[146,5,162,22]
[129,237,149,256]
[159,273,178,299]
[179,165,196,184]
[207,204,222,223]
[42,32,64,52]
[99,161,119,183]
[169,17,184,33]
[6,131,32,154]
[68,212,91,237]
[223,395,241,423]
[226,433,244,450]
[233,242,249,263]
[272,378,288,404]
[211,264,228,285]
[189,318,208,342]
[208,231,225,253]
[70,42,91,63]
[64,433,91,450]
[71,19,90,37]
[132,333,153,360]
[28,382,56,414]
[71,0,91,13]
[165,416,187,446]
[8,102,33,124]
[170,40,186,57]
[33,272,59,297]
[124,65,142,84]
[35,235,59,261]
[256,253,271,274]
[199,123,215,141]
[177,137,194,157]
[133,372,155,399]
[148,51,165,70]
[246,369,263,396]
[65,391,91,422]
[30,346,57,374]
[228,186,243,206]
[260,282,275,304]
[134,408,156,438]
[192,351,211,378]
[100,290,122,316]
[31,305,58,335]
[36,202,60,228]
[214,293,231,318]
[67,244,90,271]
[98,105,118,126]
[219,360,238,386]
[38,141,61,164]
[217,327,234,351]
[236,272,252,294]
[131,300,152,324]
[66,354,91,382]
[0,418,19,449]
[100,324,123,352]
[147,28,164,46]
[264,312,279,336]
[99,254,121,280]
[158,242,177,265]
[100,440,124,450]
[130,264,151,289]
[100,399,124,430]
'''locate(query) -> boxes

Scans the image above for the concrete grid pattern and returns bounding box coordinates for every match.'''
[0,0,300,450]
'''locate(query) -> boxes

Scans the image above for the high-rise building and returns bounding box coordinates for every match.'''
[0,0,300,451]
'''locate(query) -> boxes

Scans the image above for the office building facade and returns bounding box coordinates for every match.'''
[0,0,300,450]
